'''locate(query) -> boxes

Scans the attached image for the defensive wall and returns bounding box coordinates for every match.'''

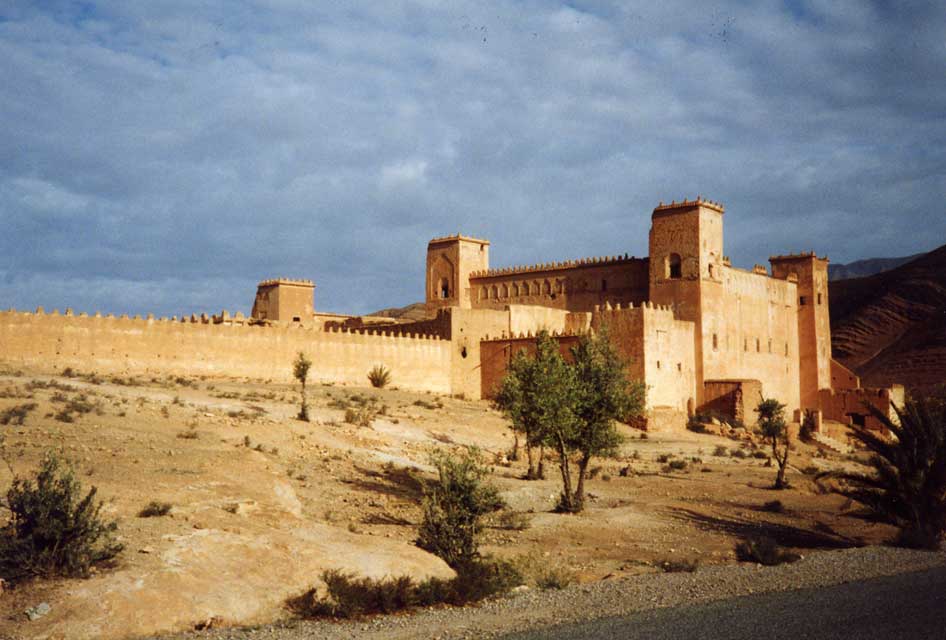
[0,309,452,393]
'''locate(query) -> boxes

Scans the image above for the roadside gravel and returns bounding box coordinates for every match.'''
[155,546,946,640]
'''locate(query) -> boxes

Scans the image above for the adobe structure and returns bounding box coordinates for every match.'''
[0,197,901,433]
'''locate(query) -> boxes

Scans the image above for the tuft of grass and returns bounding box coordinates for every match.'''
[138,501,173,518]
[734,535,800,566]
[760,499,785,513]
[495,510,531,531]
[367,365,392,389]
[289,559,522,619]
[659,558,699,573]
[533,564,574,589]
[713,445,729,457]
[0,402,37,425]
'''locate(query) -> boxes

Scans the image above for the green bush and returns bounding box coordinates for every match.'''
[734,535,800,566]
[0,454,123,584]
[367,365,392,389]
[416,448,504,568]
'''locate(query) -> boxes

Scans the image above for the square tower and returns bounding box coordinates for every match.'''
[647,198,726,406]
[250,279,315,323]
[770,253,831,409]
[425,235,490,317]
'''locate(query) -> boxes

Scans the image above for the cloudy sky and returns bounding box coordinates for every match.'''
[2,1,944,317]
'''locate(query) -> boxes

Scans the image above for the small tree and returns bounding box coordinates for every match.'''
[568,330,645,511]
[757,397,790,489]
[495,332,574,480]
[819,395,946,549]
[416,448,504,568]
[293,352,312,422]
[0,453,123,584]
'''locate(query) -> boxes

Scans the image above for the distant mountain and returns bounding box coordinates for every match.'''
[829,244,946,393]
[368,302,428,322]
[828,253,923,281]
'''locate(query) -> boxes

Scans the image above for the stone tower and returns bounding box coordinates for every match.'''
[770,253,831,410]
[425,235,490,317]
[250,279,314,323]
[647,198,726,405]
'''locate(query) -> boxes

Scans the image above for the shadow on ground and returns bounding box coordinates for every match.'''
[669,507,864,550]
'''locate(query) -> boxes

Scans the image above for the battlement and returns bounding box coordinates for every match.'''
[591,300,675,314]
[469,254,642,279]
[769,252,829,263]
[480,328,585,342]
[652,196,724,216]
[427,234,490,246]
[256,278,314,287]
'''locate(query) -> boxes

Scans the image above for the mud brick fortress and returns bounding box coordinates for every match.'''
[0,198,901,432]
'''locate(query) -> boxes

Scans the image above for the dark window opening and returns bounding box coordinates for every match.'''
[756,338,760,352]
[440,278,450,299]
[668,253,682,279]
[601,279,608,291]
[712,333,718,351]
[460,346,468,359]
[677,363,682,372]
[817,293,822,305]
[800,295,807,306]
[292,316,301,322]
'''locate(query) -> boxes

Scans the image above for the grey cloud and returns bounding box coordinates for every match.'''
[1,1,943,317]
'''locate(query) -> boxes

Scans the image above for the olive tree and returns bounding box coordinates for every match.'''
[757,397,790,489]
[293,352,312,422]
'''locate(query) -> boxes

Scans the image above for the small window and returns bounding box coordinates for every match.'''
[785,342,789,356]
[768,339,772,353]
[601,279,608,291]
[817,293,822,305]
[292,316,301,322]
[800,296,807,306]
[743,338,748,352]
[440,278,450,299]
[668,253,682,279]
[657,360,661,369]
[756,338,760,352]
[712,333,718,351]
[676,363,682,372]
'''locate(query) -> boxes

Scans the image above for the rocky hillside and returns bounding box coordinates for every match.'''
[828,253,923,281]
[369,301,428,322]
[829,244,946,393]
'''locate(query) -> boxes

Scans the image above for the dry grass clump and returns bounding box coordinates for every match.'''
[734,535,800,565]
[0,402,37,425]
[138,501,173,518]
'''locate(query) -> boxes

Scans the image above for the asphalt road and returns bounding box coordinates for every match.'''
[502,566,946,640]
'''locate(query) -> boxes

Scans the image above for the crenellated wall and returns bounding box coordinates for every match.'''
[0,309,452,393]
[469,255,649,313]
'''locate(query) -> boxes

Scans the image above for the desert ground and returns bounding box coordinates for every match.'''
[0,365,910,639]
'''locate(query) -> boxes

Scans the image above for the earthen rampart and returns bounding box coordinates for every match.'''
[0,309,451,393]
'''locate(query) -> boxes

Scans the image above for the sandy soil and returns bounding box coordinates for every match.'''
[0,365,892,639]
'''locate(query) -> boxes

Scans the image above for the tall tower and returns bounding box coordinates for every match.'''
[770,253,831,410]
[647,198,725,405]
[425,235,490,317]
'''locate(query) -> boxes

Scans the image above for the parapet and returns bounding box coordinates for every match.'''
[653,196,724,216]
[427,234,490,246]
[256,278,315,288]
[469,253,642,279]
[768,251,829,263]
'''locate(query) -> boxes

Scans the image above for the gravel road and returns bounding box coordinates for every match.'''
[502,565,946,639]
[153,546,946,640]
